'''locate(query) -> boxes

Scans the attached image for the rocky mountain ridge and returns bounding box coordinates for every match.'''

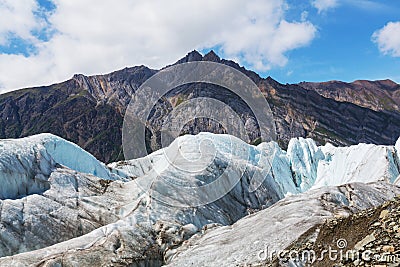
[0,50,399,163]
[299,79,400,112]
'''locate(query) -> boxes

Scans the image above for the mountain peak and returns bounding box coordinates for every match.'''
[175,50,203,64]
[174,50,223,65]
[203,50,221,62]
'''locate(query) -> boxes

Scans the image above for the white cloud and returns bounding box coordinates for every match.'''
[0,0,317,92]
[0,0,43,45]
[372,21,400,57]
[301,11,309,22]
[346,0,389,11]
[311,0,338,13]
[311,0,390,13]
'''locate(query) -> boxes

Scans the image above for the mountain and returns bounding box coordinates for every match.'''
[1,50,400,164]
[299,79,400,112]
[0,66,156,163]
[0,133,400,266]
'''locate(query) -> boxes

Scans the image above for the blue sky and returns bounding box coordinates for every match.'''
[264,0,400,83]
[0,0,399,92]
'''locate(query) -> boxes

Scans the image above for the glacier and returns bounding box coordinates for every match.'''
[0,132,399,266]
[0,133,120,200]
[313,142,400,188]
[165,182,400,266]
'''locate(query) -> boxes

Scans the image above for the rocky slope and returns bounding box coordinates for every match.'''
[275,190,400,267]
[166,182,400,267]
[299,79,400,112]
[0,133,400,266]
[0,66,156,163]
[0,51,399,163]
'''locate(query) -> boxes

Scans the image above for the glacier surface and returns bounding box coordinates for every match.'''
[166,182,400,266]
[0,133,399,266]
[0,133,119,200]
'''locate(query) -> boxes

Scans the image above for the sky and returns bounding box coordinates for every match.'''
[0,0,399,93]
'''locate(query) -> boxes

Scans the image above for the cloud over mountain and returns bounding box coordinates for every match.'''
[0,0,316,92]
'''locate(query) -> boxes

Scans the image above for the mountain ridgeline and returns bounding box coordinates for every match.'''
[0,50,399,162]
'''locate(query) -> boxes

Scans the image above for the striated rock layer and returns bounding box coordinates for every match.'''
[1,51,399,163]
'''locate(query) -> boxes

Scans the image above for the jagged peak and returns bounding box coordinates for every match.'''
[264,76,282,86]
[175,50,203,64]
[176,49,221,64]
[203,50,221,62]
[72,73,86,79]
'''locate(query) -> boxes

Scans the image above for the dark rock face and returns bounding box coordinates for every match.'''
[299,79,400,112]
[1,51,400,162]
[0,81,124,163]
[263,80,400,148]
[72,66,157,111]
